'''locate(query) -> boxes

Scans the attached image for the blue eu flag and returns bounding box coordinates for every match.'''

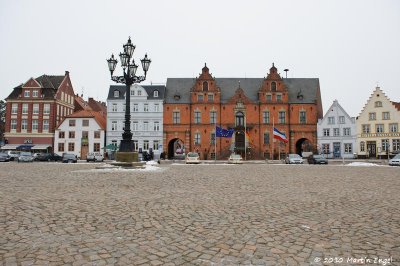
[216,126,234,138]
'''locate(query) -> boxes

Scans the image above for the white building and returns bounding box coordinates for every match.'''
[317,100,357,159]
[106,84,165,158]
[54,110,106,158]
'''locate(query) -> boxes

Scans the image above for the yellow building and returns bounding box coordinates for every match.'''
[356,87,400,159]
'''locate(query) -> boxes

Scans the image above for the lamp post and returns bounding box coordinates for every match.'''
[107,37,151,152]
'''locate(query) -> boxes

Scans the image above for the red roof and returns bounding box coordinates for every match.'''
[392,101,400,111]
[66,110,106,130]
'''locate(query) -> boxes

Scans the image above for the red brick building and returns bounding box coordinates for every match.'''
[3,71,75,151]
[163,64,323,160]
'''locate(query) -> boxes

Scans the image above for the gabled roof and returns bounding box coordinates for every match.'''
[107,84,166,100]
[63,110,106,130]
[319,100,355,125]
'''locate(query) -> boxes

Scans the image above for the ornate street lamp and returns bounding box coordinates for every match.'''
[107,37,151,152]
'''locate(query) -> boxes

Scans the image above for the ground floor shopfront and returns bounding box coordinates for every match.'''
[357,133,400,159]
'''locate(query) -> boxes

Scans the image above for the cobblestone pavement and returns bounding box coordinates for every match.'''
[0,162,399,266]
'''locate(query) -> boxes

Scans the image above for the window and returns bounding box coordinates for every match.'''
[393,139,400,152]
[33,104,39,115]
[343,128,351,136]
[32,90,38,97]
[69,120,76,127]
[122,104,126,111]
[112,103,117,112]
[278,111,286,124]
[144,104,149,112]
[143,121,149,131]
[382,112,390,120]
[382,139,389,152]
[43,120,49,131]
[299,111,306,124]
[153,90,159,97]
[210,111,217,124]
[32,120,38,130]
[133,104,139,112]
[333,128,340,136]
[138,90,142,96]
[154,121,160,131]
[11,120,17,130]
[94,131,101,139]
[323,129,330,136]
[68,143,75,152]
[22,104,28,114]
[263,111,270,124]
[369,112,376,121]
[21,119,27,130]
[194,133,201,144]
[114,90,119,97]
[344,143,352,153]
[24,90,30,97]
[194,111,201,124]
[12,104,18,114]
[210,132,216,145]
[44,104,50,115]
[154,104,160,112]
[69,131,75,138]
[264,133,270,144]
[339,116,345,124]
[322,144,330,154]
[328,117,335,125]
[208,94,214,102]
[376,124,384,133]
[271,82,276,91]
[197,94,204,102]
[82,120,89,127]
[375,101,382,107]
[130,90,135,96]
[389,123,398,133]
[235,112,244,126]
[203,81,208,91]
[58,143,64,152]
[276,94,282,102]
[153,140,159,151]
[133,140,138,151]
[82,131,88,139]
[362,124,370,133]
[360,141,365,152]
[111,121,117,131]
[266,94,272,101]
[133,121,138,131]
[93,143,100,152]
[173,111,180,124]
[143,140,149,150]
[59,131,65,138]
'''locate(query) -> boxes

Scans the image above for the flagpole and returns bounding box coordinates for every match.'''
[214,122,217,163]
[272,117,274,160]
[244,115,247,161]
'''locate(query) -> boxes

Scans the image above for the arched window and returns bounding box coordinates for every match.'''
[113,90,119,98]
[153,90,159,97]
[203,81,208,91]
[235,111,244,126]
[271,82,277,92]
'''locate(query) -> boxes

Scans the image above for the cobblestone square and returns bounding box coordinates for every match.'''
[0,163,399,265]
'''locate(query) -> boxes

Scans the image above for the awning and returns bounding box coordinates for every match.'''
[33,144,51,150]
[0,144,19,150]
[16,144,34,150]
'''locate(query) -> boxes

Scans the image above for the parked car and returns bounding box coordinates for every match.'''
[18,152,34,163]
[185,152,200,164]
[228,153,243,164]
[36,153,63,162]
[307,154,328,164]
[6,151,20,161]
[285,154,304,164]
[86,152,104,162]
[389,154,400,166]
[62,153,77,163]
[0,152,10,162]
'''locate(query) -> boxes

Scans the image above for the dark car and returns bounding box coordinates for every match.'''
[36,153,63,162]
[307,154,328,164]
[62,153,77,163]
[0,152,10,162]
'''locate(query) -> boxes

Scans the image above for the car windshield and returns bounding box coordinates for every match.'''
[64,154,75,159]
[313,155,324,159]
[289,154,301,158]
[230,154,241,159]
[20,152,32,156]
[393,154,400,159]
[187,153,198,157]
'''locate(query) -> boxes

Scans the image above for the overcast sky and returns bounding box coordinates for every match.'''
[1,0,399,117]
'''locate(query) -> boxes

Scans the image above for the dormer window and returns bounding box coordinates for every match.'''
[154,90,159,97]
[271,82,277,92]
[138,90,142,96]
[174,94,181,101]
[203,81,208,91]
[113,90,119,98]
[375,101,382,107]
[24,90,30,97]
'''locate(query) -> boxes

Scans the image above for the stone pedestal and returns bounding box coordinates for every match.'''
[116,151,138,162]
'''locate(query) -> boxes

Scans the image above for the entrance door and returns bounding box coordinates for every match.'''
[235,131,245,157]
[81,144,88,159]
[367,141,376,158]
[333,142,341,158]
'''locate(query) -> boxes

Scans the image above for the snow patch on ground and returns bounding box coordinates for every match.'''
[346,162,381,167]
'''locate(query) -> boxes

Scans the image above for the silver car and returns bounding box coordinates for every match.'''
[389,154,400,166]
[18,152,34,163]
[285,154,304,164]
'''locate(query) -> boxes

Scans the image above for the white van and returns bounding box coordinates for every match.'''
[86,152,104,162]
